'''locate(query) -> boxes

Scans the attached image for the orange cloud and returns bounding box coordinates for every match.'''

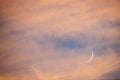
[0,0,120,80]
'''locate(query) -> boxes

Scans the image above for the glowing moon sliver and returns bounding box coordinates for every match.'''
[87,50,94,63]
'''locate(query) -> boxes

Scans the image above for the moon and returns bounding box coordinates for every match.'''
[87,50,94,63]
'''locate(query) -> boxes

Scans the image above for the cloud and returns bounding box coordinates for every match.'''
[0,0,120,80]
[102,70,120,79]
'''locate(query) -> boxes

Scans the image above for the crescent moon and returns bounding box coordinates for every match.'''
[87,50,94,63]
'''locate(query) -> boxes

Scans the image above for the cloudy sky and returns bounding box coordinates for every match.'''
[0,0,120,80]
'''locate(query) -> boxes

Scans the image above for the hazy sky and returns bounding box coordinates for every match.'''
[0,0,120,80]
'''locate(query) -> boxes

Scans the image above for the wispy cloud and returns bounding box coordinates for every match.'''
[0,0,120,80]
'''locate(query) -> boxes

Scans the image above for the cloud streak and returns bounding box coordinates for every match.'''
[0,0,120,80]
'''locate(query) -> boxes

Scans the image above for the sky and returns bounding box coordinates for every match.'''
[0,0,120,80]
